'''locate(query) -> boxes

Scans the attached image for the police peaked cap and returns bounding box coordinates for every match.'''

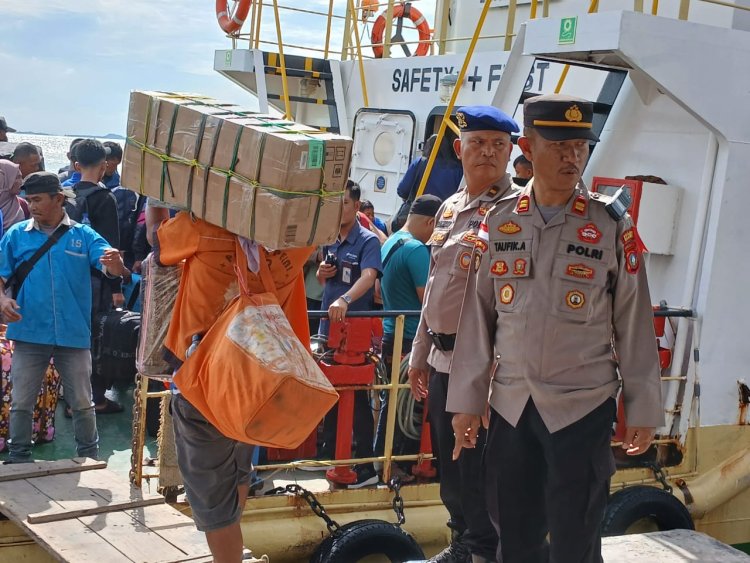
[524,94,599,142]
[22,171,63,195]
[455,105,519,135]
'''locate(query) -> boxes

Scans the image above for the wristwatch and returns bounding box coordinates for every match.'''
[340,294,352,305]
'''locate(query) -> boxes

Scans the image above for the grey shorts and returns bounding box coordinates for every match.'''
[170,393,255,532]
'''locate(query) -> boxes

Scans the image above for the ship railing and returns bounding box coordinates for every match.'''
[131,305,697,489]
[130,310,430,488]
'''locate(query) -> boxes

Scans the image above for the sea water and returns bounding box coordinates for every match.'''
[6,132,123,178]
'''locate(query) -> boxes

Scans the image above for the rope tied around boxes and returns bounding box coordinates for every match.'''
[127,92,343,244]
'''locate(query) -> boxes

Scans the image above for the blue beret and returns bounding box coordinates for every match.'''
[455,105,519,134]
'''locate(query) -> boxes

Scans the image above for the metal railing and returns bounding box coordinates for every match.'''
[131,310,429,487]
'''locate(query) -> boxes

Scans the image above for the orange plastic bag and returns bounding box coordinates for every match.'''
[173,243,338,448]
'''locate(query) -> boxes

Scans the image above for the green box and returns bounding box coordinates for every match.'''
[559,17,578,45]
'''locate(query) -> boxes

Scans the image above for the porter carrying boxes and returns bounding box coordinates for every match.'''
[121,91,351,249]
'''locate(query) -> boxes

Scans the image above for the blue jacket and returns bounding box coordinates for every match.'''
[61,171,82,187]
[0,215,113,348]
[103,171,121,190]
[396,157,464,202]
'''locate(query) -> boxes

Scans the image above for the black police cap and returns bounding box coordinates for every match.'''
[524,94,599,142]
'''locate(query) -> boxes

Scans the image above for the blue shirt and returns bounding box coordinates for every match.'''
[380,231,429,339]
[396,157,464,202]
[373,216,387,234]
[103,171,121,190]
[0,216,112,348]
[61,171,82,187]
[320,222,382,335]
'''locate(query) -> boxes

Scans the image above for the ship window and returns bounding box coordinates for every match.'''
[373,131,396,166]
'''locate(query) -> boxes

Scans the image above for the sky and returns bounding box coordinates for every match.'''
[0,0,354,137]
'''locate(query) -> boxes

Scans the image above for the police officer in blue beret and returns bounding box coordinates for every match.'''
[409,105,519,563]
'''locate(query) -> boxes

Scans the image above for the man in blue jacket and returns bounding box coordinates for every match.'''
[0,172,125,463]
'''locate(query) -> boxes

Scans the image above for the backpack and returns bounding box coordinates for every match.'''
[65,183,109,224]
[93,309,141,388]
[112,188,140,254]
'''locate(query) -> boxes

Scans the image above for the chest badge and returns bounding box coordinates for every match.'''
[498,221,522,235]
[478,206,489,217]
[513,259,527,276]
[490,260,508,276]
[427,231,447,245]
[442,208,454,219]
[462,232,479,245]
[473,252,482,273]
[458,251,472,271]
[566,289,586,309]
[499,283,515,305]
[566,263,595,280]
[572,196,587,216]
[578,223,602,244]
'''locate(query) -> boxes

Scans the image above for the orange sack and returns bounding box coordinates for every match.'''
[174,242,338,449]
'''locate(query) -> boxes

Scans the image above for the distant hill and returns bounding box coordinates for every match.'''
[16,131,125,140]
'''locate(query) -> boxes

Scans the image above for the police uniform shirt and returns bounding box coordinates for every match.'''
[447,181,664,432]
[410,175,513,374]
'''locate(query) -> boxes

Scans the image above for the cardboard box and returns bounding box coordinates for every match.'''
[122,91,351,248]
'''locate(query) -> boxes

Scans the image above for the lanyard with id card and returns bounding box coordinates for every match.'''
[341,260,355,285]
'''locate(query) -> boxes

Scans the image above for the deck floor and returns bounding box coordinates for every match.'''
[0,459,211,563]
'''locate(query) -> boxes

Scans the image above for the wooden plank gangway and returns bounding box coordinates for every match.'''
[0,458,211,563]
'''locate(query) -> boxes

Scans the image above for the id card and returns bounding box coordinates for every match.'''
[341,261,353,284]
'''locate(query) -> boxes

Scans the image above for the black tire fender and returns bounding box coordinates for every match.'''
[603,485,694,536]
[310,519,425,563]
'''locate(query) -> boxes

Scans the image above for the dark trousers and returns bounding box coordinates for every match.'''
[90,275,114,404]
[429,370,498,559]
[485,398,616,563]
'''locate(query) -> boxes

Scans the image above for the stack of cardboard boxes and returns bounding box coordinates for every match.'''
[121,91,352,249]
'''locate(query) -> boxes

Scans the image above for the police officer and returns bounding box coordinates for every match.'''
[408,106,519,563]
[449,94,664,563]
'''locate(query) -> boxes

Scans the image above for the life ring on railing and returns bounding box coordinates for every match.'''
[371,3,431,58]
[216,0,252,34]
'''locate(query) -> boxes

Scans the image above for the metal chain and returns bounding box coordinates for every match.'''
[266,484,342,535]
[265,479,408,533]
[644,461,673,493]
[388,477,406,526]
[129,371,144,485]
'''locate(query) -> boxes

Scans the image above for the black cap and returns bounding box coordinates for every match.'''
[409,194,443,218]
[523,94,599,142]
[22,171,62,195]
[0,117,16,133]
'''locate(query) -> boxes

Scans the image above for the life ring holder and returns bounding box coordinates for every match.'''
[371,3,431,58]
[216,0,252,35]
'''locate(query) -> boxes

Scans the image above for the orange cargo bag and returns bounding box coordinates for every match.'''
[173,245,338,448]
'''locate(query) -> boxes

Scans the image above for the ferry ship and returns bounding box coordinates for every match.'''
[1,0,749,561]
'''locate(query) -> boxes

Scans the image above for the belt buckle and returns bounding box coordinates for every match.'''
[427,329,446,352]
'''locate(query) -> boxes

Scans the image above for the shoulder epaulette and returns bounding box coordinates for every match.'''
[590,188,631,222]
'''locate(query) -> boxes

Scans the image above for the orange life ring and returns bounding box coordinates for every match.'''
[371,3,431,58]
[216,0,252,34]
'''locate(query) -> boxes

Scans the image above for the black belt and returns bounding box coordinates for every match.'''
[427,329,456,352]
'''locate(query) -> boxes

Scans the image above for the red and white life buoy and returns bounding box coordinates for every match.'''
[371,3,431,58]
[216,0,252,34]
